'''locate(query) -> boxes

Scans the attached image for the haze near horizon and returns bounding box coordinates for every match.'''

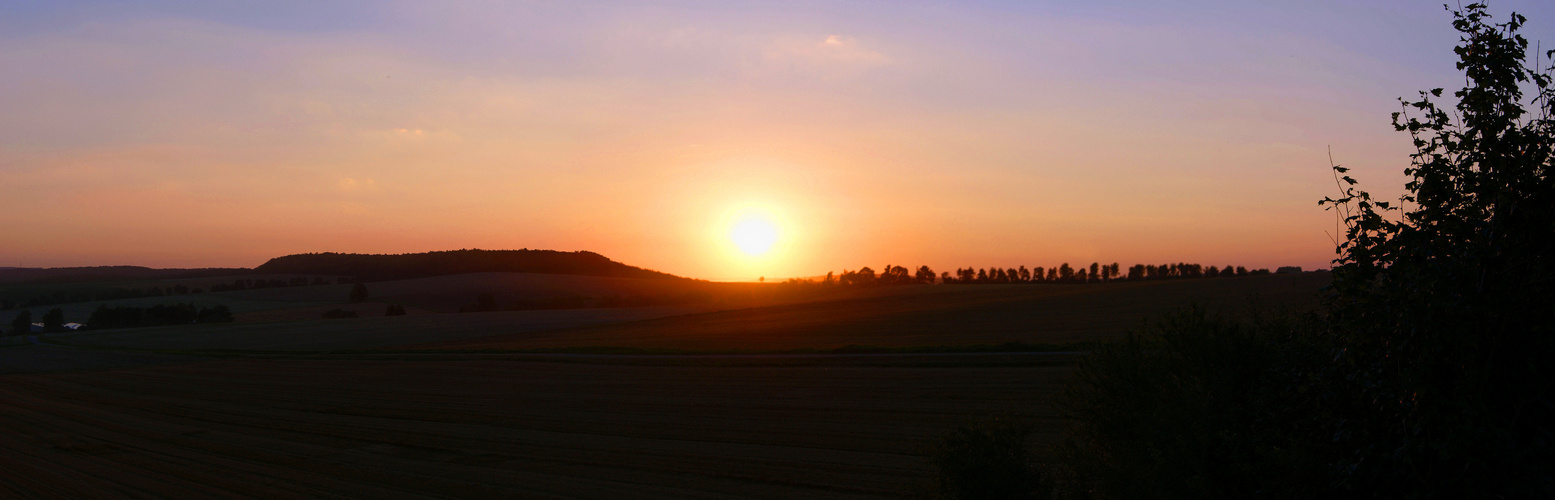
[5,1,1551,280]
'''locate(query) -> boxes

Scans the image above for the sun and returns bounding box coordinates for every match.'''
[728,210,780,257]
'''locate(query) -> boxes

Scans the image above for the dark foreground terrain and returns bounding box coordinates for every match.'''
[0,273,1324,498]
[0,353,1068,498]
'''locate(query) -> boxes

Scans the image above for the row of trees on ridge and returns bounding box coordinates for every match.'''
[814,262,1282,286]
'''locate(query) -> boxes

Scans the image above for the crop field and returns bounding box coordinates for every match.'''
[0,273,1328,498]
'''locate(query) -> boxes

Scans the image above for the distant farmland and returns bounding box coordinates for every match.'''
[403,272,1332,351]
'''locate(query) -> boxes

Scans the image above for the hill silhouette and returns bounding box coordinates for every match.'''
[253,249,685,282]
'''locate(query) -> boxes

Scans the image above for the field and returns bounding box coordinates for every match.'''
[0,273,1328,498]
[427,273,1330,351]
[0,357,1070,498]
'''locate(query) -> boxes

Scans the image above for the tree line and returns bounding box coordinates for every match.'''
[82,304,234,330]
[2,303,236,335]
[806,262,1282,286]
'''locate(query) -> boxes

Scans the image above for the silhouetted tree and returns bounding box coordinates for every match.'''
[6,310,28,336]
[41,308,66,332]
[855,266,877,285]
[916,265,937,284]
[1307,6,1555,494]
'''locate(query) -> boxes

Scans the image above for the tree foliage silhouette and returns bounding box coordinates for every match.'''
[1318,4,1554,495]
[1051,5,1552,498]
[10,309,32,335]
[40,308,65,332]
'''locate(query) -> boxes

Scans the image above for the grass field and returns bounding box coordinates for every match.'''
[0,273,1329,498]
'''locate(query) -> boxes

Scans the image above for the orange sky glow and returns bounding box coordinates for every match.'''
[4,1,1552,280]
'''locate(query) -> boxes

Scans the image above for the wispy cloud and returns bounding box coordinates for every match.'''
[761,34,892,77]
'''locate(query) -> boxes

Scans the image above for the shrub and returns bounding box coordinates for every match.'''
[928,416,1051,500]
[1316,4,1555,495]
[1056,307,1328,499]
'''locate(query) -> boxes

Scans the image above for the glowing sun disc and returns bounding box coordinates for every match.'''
[730,212,779,256]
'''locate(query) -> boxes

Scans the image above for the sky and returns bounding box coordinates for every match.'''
[3,1,1552,281]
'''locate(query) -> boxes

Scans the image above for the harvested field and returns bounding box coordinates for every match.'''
[0,354,1069,499]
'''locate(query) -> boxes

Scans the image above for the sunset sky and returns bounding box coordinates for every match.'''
[4,1,1552,281]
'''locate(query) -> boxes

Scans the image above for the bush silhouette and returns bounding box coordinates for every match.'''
[9,310,31,335]
[1317,4,1555,494]
[41,308,66,332]
[928,416,1051,500]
